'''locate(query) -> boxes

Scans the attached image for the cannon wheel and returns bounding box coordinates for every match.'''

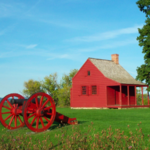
[0,93,25,130]
[23,92,56,132]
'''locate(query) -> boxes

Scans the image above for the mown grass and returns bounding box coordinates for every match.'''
[1,108,150,149]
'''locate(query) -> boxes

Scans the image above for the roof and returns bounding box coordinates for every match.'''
[89,57,146,85]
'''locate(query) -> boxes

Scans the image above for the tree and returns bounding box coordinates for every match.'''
[136,0,150,17]
[58,69,78,106]
[136,0,150,91]
[23,79,44,97]
[42,73,59,105]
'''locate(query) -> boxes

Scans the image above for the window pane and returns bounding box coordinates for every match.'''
[92,86,97,94]
[82,86,86,95]
[87,71,90,76]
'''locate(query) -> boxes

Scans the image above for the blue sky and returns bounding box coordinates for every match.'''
[0,0,147,97]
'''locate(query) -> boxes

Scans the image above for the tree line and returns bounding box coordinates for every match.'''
[136,0,150,91]
[22,69,78,107]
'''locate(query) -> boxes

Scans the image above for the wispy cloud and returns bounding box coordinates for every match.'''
[25,0,41,14]
[65,25,143,43]
[0,23,17,36]
[47,54,70,60]
[128,70,137,76]
[37,18,78,29]
[0,48,71,60]
[26,44,37,49]
[76,38,137,52]
[0,2,25,18]
[0,29,6,36]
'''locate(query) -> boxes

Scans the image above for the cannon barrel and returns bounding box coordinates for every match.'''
[10,98,40,106]
[10,99,28,106]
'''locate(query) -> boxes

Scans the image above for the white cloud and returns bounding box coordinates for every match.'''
[0,29,5,36]
[59,54,69,58]
[0,2,25,18]
[0,48,72,61]
[128,70,137,76]
[26,44,37,49]
[25,0,41,14]
[99,39,137,49]
[65,25,143,43]
[38,19,78,29]
[47,54,70,60]
[76,38,137,52]
[0,23,17,36]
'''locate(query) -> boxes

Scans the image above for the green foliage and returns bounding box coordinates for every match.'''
[136,0,150,91]
[136,0,150,17]
[42,73,59,105]
[136,88,148,105]
[60,69,78,88]
[57,69,78,106]
[22,70,78,106]
[57,86,70,107]
[23,79,44,97]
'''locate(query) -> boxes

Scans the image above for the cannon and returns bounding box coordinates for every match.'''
[0,92,77,132]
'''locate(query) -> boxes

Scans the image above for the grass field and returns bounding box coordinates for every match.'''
[1,107,150,149]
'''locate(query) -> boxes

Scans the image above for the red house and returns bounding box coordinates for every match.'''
[70,54,150,109]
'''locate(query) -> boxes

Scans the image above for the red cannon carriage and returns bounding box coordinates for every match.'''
[0,92,77,132]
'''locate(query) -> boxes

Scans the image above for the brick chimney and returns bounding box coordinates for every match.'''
[111,54,119,64]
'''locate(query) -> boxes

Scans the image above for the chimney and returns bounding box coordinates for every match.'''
[111,54,119,64]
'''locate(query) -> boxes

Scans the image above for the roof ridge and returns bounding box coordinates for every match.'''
[89,57,112,61]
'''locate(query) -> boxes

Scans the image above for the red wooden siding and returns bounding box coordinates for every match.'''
[107,86,115,105]
[71,59,119,108]
[107,86,120,105]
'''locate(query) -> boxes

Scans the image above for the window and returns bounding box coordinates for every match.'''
[82,86,87,95]
[92,86,97,95]
[87,71,90,76]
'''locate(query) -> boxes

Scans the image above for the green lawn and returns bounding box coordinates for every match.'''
[1,107,150,148]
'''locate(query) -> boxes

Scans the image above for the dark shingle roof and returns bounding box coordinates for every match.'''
[89,58,146,85]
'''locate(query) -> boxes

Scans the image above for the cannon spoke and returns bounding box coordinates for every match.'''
[31,116,37,126]
[43,116,50,122]
[4,114,13,121]
[2,105,12,110]
[18,116,23,125]
[40,96,44,107]
[14,116,17,127]
[44,106,52,110]
[7,99,13,108]
[1,111,11,114]
[9,115,14,126]
[40,117,44,128]
[42,99,49,108]
[36,117,39,129]
[28,113,36,119]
